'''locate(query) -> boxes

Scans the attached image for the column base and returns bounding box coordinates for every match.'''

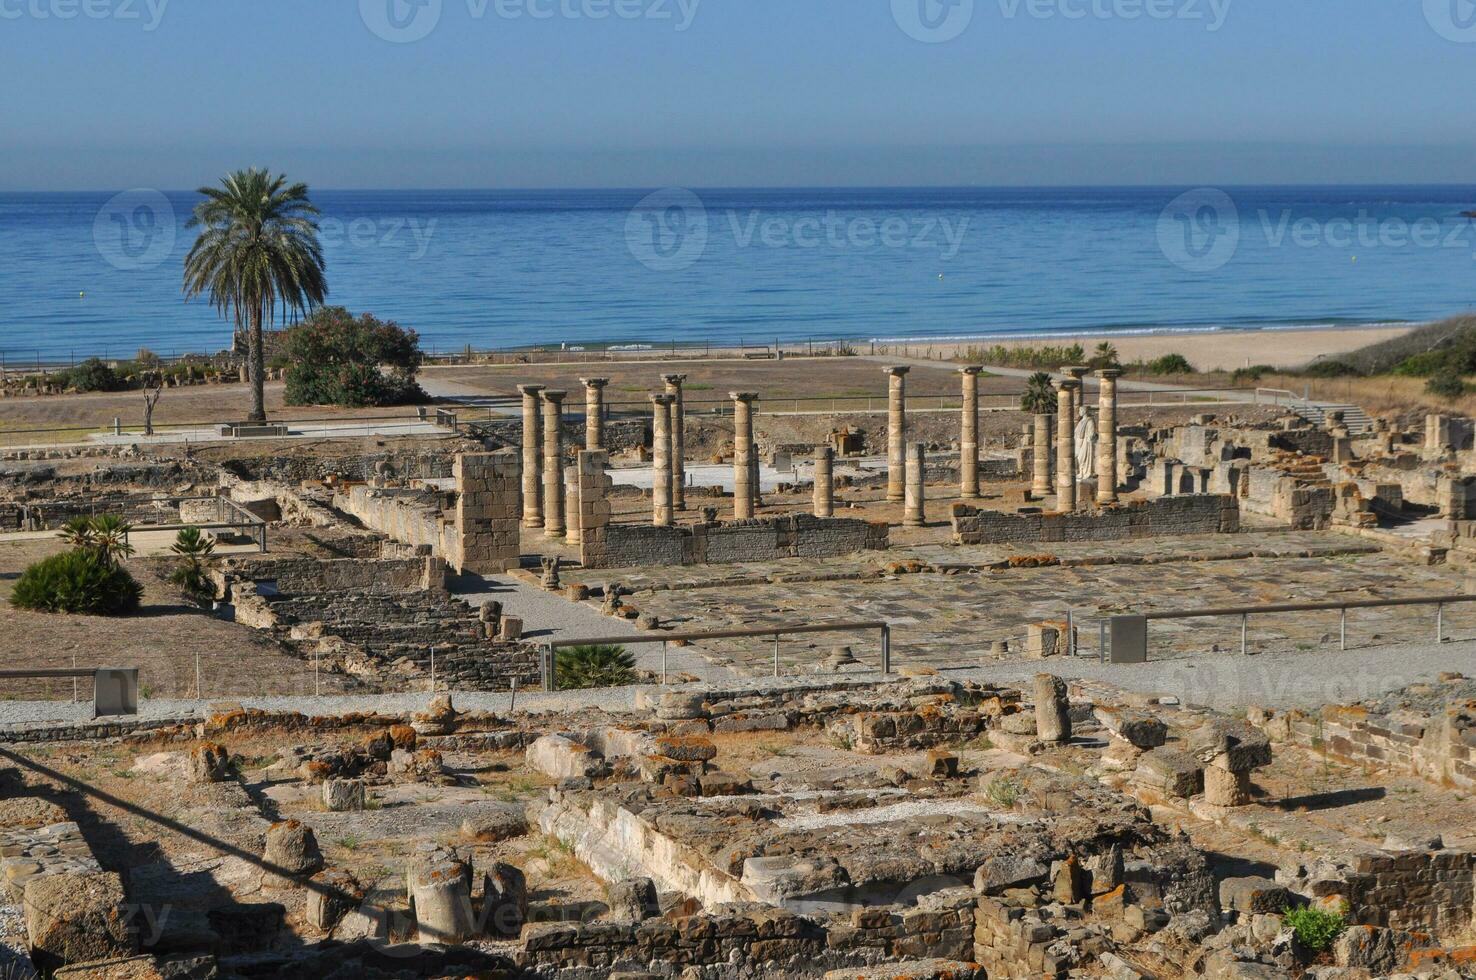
[524,519,545,530]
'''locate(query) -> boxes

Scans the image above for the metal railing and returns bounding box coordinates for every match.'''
[538,620,892,691]
[1105,594,1476,663]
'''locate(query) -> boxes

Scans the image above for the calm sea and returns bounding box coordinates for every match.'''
[2,186,1474,362]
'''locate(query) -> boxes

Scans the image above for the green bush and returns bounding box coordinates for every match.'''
[11,548,143,615]
[1146,353,1194,375]
[1426,371,1467,400]
[59,358,124,393]
[1392,351,1451,378]
[1300,359,1363,379]
[1230,364,1276,385]
[283,306,426,408]
[555,644,637,690]
[1282,903,1347,953]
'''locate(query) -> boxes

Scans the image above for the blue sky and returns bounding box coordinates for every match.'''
[3,0,1475,189]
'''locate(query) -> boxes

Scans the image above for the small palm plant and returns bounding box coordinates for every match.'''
[59,516,97,550]
[1022,372,1057,415]
[87,515,136,566]
[1091,341,1120,369]
[58,515,134,565]
[168,527,217,603]
[555,645,637,690]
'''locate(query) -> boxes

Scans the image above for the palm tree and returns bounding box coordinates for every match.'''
[1091,341,1120,369]
[1022,372,1057,415]
[87,515,136,566]
[169,527,217,602]
[183,169,328,422]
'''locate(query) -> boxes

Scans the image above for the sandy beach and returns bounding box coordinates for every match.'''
[870,324,1418,374]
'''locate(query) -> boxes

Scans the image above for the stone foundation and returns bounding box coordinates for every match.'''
[951,494,1238,545]
[581,513,889,569]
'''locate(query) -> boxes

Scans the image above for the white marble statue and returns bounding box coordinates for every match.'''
[1075,407,1097,480]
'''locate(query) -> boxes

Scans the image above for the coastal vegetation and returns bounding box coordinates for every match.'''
[183,168,328,423]
[13,516,143,615]
[554,644,638,690]
[282,307,426,408]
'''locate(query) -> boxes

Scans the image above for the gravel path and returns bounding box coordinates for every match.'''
[448,572,731,682]
[0,637,1470,731]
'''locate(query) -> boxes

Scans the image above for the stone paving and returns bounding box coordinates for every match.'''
[564,531,1476,675]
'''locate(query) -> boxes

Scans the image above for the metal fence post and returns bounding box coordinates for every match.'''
[1240,613,1248,656]
[661,641,668,685]
[880,625,892,674]
[1340,608,1347,651]
[541,645,555,692]
[773,635,780,678]
[1437,603,1444,644]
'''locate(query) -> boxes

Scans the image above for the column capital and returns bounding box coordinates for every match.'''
[883,365,911,377]
[959,366,984,376]
[730,391,759,403]
[518,384,547,396]
[1061,365,1090,380]
[650,393,675,406]
[542,389,567,404]
[1095,368,1123,380]
[579,377,610,389]
[662,374,688,387]
[1055,378,1081,392]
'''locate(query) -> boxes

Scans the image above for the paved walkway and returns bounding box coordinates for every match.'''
[1,633,1471,731]
[447,572,730,682]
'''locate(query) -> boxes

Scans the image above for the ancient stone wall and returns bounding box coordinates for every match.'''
[337,452,521,575]
[216,556,437,597]
[951,495,1238,546]
[581,513,889,569]
[454,451,522,574]
[1267,702,1476,793]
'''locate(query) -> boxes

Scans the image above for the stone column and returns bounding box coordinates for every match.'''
[580,378,609,450]
[541,391,567,537]
[519,385,546,528]
[651,394,675,527]
[959,366,982,499]
[1096,368,1121,505]
[732,392,758,520]
[1032,411,1053,499]
[813,446,834,518]
[904,443,926,527]
[1062,365,1089,420]
[563,465,581,545]
[885,367,909,501]
[663,374,687,512]
[1056,380,1078,511]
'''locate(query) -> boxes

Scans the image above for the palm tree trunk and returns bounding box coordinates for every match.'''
[248,305,266,423]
